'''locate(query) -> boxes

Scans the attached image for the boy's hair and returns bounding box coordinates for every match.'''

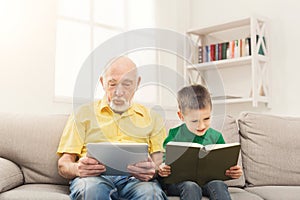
[177,84,212,114]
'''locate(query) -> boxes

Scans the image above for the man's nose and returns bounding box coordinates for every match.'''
[114,85,125,96]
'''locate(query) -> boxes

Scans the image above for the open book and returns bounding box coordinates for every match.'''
[163,141,241,186]
[87,142,148,175]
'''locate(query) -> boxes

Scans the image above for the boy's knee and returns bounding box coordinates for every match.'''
[207,180,227,187]
[181,181,202,193]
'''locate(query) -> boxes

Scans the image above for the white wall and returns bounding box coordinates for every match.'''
[189,0,300,117]
[0,0,72,114]
[2,0,299,118]
[0,0,189,116]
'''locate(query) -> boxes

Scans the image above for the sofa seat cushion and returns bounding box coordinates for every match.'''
[245,186,300,200]
[0,158,23,193]
[0,184,70,200]
[238,112,300,186]
[168,187,263,200]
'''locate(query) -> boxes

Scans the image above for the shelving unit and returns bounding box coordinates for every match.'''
[185,16,270,107]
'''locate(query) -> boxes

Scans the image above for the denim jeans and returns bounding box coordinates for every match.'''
[165,180,231,200]
[69,175,168,200]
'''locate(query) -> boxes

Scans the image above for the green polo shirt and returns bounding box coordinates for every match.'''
[163,123,225,150]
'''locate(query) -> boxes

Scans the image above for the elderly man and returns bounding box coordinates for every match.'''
[57,57,167,200]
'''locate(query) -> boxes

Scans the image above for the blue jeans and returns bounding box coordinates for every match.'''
[69,175,168,200]
[165,180,231,200]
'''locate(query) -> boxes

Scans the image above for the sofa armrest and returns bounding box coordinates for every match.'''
[0,158,24,193]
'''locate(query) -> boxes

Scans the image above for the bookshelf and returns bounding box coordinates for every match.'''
[185,16,270,107]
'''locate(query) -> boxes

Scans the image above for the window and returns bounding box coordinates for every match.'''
[55,0,156,102]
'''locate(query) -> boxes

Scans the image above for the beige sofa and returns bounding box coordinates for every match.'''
[0,112,300,200]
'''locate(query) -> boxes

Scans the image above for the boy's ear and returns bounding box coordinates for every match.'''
[177,111,184,121]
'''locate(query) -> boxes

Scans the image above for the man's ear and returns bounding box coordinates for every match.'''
[136,76,141,88]
[136,76,141,89]
[177,111,184,121]
[100,76,104,88]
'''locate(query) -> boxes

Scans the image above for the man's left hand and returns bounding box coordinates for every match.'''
[127,156,156,182]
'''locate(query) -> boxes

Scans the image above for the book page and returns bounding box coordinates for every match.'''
[167,141,204,148]
[204,142,240,151]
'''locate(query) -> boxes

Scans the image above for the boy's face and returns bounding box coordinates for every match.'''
[178,106,211,136]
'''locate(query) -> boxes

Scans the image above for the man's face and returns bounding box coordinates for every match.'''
[178,106,211,136]
[101,61,140,113]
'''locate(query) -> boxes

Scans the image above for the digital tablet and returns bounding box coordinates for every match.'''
[86,142,149,175]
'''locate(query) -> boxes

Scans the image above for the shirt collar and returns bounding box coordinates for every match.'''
[97,98,144,117]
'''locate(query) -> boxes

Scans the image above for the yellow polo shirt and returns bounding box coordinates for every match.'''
[57,100,166,158]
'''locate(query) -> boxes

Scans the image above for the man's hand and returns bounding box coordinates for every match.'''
[127,156,156,182]
[225,165,243,179]
[77,157,106,177]
[158,163,171,177]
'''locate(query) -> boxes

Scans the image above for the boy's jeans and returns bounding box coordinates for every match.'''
[69,175,167,200]
[166,180,231,200]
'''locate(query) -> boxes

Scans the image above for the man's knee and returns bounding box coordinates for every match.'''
[130,181,166,199]
[70,177,113,200]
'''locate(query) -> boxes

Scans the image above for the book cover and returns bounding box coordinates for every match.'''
[246,37,251,56]
[198,46,203,63]
[164,142,241,186]
[222,42,228,60]
[215,43,219,61]
[218,43,222,60]
[256,35,266,55]
[210,44,215,61]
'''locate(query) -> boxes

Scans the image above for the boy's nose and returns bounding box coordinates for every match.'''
[197,122,205,130]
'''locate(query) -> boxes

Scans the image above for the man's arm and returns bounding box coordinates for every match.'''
[58,153,106,179]
[150,151,163,170]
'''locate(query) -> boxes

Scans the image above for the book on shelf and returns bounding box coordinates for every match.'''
[163,141,241,186]
[218,43,222,60]
[198,46,203,63]
[256,35,266,55]
[198,35,258,64]
[246,37,251,56]
[210,44,215,61]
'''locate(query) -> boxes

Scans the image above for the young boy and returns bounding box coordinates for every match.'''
[158,84,242,200]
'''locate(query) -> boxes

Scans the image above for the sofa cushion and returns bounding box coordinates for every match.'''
[0,184,70,200]
[238,112,300,186]
[0,158,24,193]
[168,187,264,200]
[245,186,300,200]
[0,113,69,185]
[211,115,245,187]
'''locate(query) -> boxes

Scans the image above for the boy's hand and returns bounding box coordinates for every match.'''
[225,165,243,179]
[158,163,171,177]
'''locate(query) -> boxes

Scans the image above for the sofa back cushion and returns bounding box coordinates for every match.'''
[211,115,245,187]
[238,112,300,186]
[0,113,69,185]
